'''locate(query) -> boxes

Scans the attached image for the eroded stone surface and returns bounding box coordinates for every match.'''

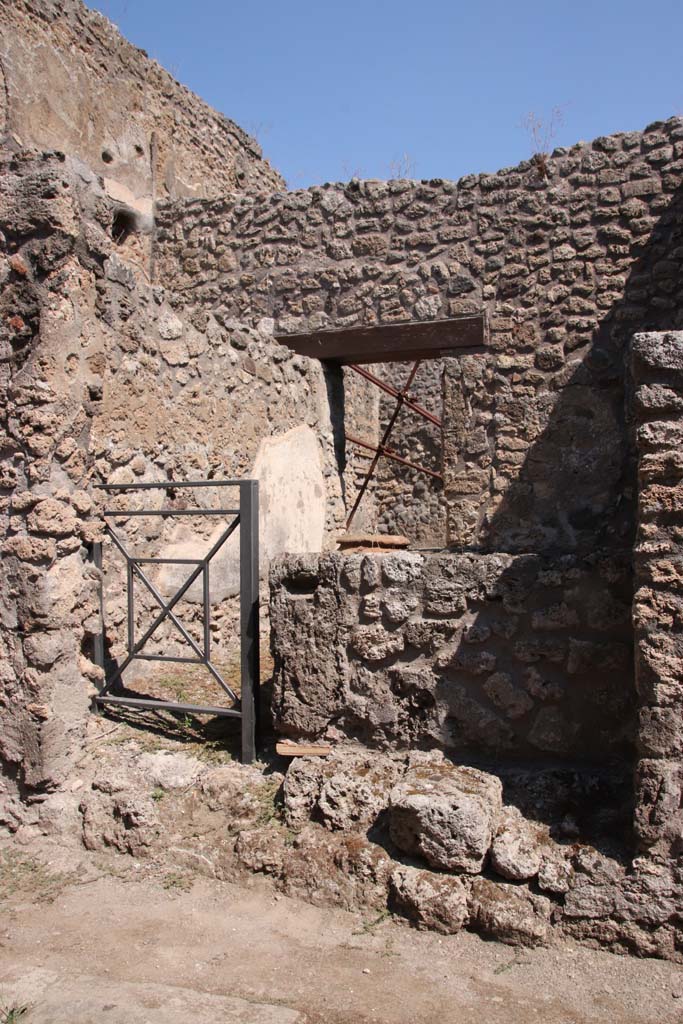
[388,756,502,873]
[80,770,159,857]
[468,878,552,947]
[390,865,470,934]
[270,552,634,761]
[137,752,204,791]
[489,806,549,882]
[283,750,401,832]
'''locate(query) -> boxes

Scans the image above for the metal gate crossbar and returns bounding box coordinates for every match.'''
[92,479,260,763]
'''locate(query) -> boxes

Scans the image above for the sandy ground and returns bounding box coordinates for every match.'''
[0,848,682,1024]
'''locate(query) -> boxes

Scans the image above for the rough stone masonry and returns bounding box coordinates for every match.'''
[1,0,683,963]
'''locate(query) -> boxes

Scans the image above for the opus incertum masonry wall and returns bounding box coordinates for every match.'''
[2,0,683,961]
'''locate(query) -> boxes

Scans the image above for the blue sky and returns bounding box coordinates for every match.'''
[91,0,683,189]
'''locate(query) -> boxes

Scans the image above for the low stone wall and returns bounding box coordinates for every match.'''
[269,550,634,761]
[71,738,681,961]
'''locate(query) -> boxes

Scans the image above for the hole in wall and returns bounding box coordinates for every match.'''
[134,144,144,157]
[111,207,138,245]
[101,149,114,164]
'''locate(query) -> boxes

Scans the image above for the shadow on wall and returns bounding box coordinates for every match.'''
[434,179,683,847]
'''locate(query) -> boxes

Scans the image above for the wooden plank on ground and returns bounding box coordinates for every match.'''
[337,533,409,552]
[276,741,332,757]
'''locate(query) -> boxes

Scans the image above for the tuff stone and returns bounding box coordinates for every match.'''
[80,771,159,857]
[489,806,549,881]
[388,758,502,873]
[468,878,552,947]
[317,753,401,831]
[27,498,78,536]
[390,864,470,934]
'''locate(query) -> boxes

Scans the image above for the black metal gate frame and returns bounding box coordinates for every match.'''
[91,479,260,763]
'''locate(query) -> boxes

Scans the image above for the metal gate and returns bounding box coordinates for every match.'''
[91,479,259,763]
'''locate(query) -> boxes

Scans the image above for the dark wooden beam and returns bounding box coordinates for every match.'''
[275,314,486,364]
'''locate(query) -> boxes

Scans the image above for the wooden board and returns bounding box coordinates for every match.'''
[337,533,409,552]
[276,741,332,757]
[275,314,486,365]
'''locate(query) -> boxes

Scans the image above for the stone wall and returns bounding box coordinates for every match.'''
[155,118,683,546]
[0,0,283,224]
[0,148,343,819]
[632,331,683,862]
[270,550,634,762]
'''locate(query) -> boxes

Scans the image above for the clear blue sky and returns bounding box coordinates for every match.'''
[91,0,683,189]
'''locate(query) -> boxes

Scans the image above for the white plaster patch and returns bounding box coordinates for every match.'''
[156,425,326,602]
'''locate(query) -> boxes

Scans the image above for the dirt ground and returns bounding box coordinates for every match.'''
[0,843,682,1024]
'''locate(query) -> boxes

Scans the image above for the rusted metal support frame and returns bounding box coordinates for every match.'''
[347,363,442,428]
[345,360,423,530]
[345,433,443,481]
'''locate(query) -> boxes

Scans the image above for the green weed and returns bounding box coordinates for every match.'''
[0,1000,29,1023]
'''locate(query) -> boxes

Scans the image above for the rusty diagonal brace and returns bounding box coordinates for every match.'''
[346,360,429,530]
[346,433,443,481]
[348,363,442,428]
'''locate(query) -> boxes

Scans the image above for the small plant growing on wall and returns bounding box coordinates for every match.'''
[520,106,565,180]
[387,152,417,179]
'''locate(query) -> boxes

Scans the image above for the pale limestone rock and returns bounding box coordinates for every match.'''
[538,847,574,894]
[283,750,400,832]
[283,757,327,830]
[235,827,286,876]
[137,750,204,790]
[350,625,405,662]
[317,753,401,831]
[80,771,159,856]
[157,309,184,340]
[200,765,282,834]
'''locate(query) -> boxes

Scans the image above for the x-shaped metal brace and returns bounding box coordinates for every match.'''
[101,514,240,705]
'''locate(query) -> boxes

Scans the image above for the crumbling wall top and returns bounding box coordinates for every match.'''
[0,0,284,220]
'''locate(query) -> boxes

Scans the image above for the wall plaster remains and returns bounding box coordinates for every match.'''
[1,0,683,963]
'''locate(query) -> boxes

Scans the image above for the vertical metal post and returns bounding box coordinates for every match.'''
[92,541,105,687]
[127,559,135,653]
[203,562,211,661]
[239,480,260,764]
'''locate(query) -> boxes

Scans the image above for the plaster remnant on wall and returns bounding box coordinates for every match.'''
[157,425,327,603]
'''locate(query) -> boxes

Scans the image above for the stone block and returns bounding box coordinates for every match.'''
[632,331,683,380]
[468,878,551,946]
[316,752,401,831]
[350,624,405,662]
[638,706,683,758]
[388,757,502,873]
[27,498,78,537]
[390,865,470,934]
[634,758,683,854]
[489,806,548,881]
